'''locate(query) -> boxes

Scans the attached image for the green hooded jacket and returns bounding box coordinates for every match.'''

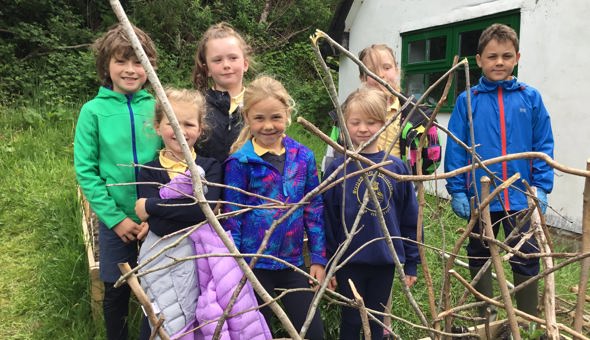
[74,87,161,228]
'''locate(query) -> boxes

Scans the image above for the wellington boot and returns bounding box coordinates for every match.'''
[469,266,497,321]
[514,272,539,317]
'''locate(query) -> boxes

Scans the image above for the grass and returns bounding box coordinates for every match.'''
[1,107,586,339]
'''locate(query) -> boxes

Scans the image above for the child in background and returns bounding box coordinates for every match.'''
[323,87,419,340]
[134,88,270,339]
[222,76,326,340]
[192,22,251,163]
[444,23,554,318]
[74,23,160,339]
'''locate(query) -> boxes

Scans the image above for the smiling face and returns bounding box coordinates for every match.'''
[245,97,289,153]
[108,53,147,94]
[476,38,520,82]
[205,36,249,96]
[345,106,384,153]
[156,100,202,161]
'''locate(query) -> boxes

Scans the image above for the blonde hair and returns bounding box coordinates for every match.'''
[155,88,209,143]
[342,86,388,124]
[229,76,294,154]
[192,22,252,91]
[358,44,400,91]
[92,23,158,87]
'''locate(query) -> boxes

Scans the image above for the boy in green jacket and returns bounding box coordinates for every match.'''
[74,23,160,339]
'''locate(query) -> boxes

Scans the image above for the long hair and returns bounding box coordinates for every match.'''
[192,22,252,91]
[358,44,400,91]
[229,76,294,154]
[92,23,157,87]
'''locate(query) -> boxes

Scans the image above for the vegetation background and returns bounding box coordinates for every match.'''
[1,1,587,339]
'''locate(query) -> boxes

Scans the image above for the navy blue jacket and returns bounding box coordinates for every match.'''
[323,151,420,276]
[137,156,222,236]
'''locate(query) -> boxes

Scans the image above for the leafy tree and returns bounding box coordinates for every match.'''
[1,0,338,129]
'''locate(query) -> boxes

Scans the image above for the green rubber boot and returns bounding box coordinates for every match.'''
[469,266,496,321]
[514,272,539,317]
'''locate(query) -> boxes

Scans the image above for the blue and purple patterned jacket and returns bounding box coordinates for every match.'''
[222,136,327,270]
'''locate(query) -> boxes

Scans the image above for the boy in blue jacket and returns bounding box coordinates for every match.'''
[444,23,554,319]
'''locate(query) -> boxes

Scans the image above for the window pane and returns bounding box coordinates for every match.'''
[429,36,446,60]
[405,73,425,99]
[455,67,481,98]
[408,40,426,63]
[459,29,483,56]
[426,71,447,105]
[405,72,446,106]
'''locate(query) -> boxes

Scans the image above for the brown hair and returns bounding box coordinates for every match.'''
[91,23,158,87]
[155,88,209,143]
[192,22,252,91]
[342,86,388,124]
[229,76,294,154]
[478,23,519,54]
[358,44,400,91]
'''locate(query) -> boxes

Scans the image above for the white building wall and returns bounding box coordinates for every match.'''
[339,0,590,232]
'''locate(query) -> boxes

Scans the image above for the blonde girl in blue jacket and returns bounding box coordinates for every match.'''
[222,76,326,340]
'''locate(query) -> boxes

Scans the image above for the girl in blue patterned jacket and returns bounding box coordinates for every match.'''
[222,76,326,340]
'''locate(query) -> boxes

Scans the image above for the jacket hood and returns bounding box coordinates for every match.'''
[475,76,525,93]
[96,86,153,103]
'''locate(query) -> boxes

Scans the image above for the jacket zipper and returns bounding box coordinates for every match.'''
[127,94,140,197]
[498,87,510,210]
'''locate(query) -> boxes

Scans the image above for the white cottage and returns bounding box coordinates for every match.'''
[326,0,590,233]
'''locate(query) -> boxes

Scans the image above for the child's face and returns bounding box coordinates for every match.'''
[156,100,202,161]
[109,53,147,94]
[362,49,400,93]
[245,97,288,153]
[476,38,520,82]
[345,109,384,153]
[205,37,249,95]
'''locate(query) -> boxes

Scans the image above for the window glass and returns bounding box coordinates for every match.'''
[459,29,483,56]
[455,68,481,98]
[409,40,426,63]
[405,72,447,106]
[429,36,446,60]
[408,37,446,63]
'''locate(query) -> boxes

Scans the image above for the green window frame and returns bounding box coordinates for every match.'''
[401,10,520,112]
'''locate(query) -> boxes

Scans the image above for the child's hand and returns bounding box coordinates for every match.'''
[135,198,149,221]
[113,217,142,243]
[137,222,149,241]
[309,264,326,290]
[328,276,337,291]
[405,275,417,288]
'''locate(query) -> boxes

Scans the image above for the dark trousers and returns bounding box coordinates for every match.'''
[103,282,130,340]
[467,210,540,276]
[253,267,324,340]
[99,221,140,339]
[336,264,395,340]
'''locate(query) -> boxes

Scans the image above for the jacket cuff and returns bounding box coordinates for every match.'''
[404,262,418,276]
[310,253,328,267]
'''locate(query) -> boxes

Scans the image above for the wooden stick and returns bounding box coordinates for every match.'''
[480,177,521,340]
[450,270,590,340]
[349,279,371,339]
[118,263,170,340]
[525,183,559,339]
[574,159,590,338]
